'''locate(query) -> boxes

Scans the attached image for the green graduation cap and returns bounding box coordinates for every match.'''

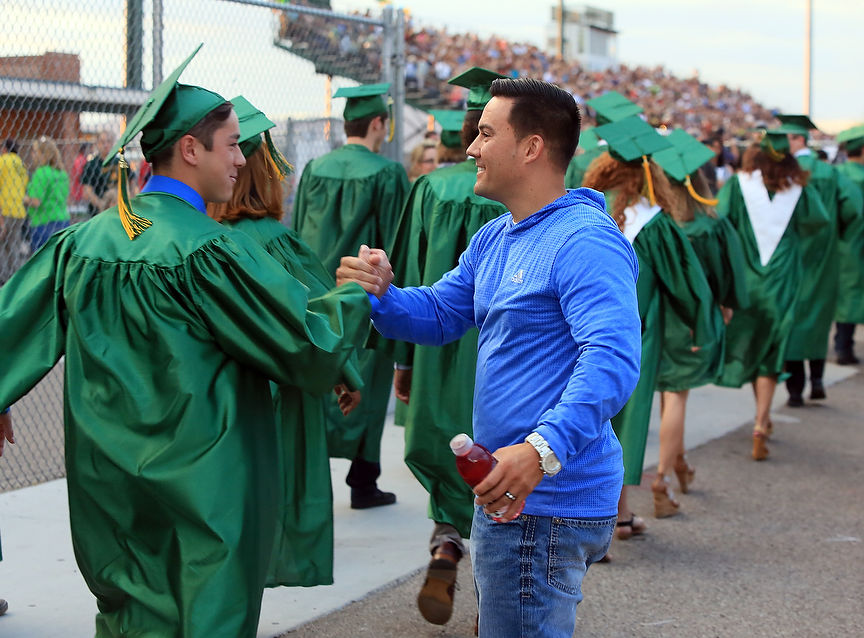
[333,83,391,121]
[593,115,672,163]
[106,43,228,240]
[585,91,643,126]
[231,95,293,176]
[447,67,508,111]
[775,113,818,137]
[429,109,465,149]
[760,129,791,160]
[653,129,716,183]
[108,44,227,164]
[837,123,864,153]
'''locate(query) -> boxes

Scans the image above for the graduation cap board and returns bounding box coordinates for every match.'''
[653,129,718,206]
[447,67,508,111]
[594,115,672,206]
[837,123,864,153]
[585,91,643,126]
[775,113,819,137]
[429,109,465,149]
[105,43,229,240]
[231,95,292,176]
[332,83,391,121]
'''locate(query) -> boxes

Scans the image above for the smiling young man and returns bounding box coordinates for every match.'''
[0,47,371,638]
[337,78,642,638]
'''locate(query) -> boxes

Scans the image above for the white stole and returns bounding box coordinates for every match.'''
[738,170,801,267]
[622,197,661,244]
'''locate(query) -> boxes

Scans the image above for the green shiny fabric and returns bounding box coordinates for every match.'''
[224,216,363,588]
[292,143,410,462]
[657,212,749,391]
[388,160,506,537]
[564,147,604,189]
[611,212,715,486]
[834,162,864,322]
[786,155,863,360]
[0,193,371,637]
[717,175,829,386]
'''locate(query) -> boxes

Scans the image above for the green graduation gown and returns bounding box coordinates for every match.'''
[786,153,863,360]
[610,203,715,486]
[223,216,363,588]
[657,212,749,391]
[717,173,829,386]
[0,193,370,638]
[292,143,410,462]
[833,161,864,323]
[387,160,506,538]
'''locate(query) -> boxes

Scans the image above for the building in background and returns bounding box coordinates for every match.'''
[546,4,618,70]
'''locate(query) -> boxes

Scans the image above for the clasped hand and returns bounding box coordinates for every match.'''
[336,244,393,298]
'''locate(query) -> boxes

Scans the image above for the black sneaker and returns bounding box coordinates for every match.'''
[810,381,826,400]
[787,394,804,407]
[351,487,396,509]
[836,352,860,365]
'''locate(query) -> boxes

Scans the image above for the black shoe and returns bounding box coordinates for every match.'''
[351,487,396,509]
[787,394,804,407]
[836,352,860,365]
[0,598,7,616]
[810,380,826,400]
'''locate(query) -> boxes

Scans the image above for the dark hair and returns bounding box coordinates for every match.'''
[489,78,581,172]
[460,110,482,152]
[848,145,864,159]
[344,112,386,138]
[741,143,809,192]
[4,138,18,154]
[151,102,234,172]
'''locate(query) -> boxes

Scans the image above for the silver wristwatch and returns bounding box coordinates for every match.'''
[525,432,562,477]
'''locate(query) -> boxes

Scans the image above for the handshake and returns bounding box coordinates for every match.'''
[336,244,394,299]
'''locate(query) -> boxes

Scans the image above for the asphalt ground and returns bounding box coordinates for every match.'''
[280,370,864,638]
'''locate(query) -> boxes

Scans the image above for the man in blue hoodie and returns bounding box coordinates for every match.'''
[337,78,641,638]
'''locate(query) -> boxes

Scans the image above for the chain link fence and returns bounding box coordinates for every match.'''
[0,0,405,492]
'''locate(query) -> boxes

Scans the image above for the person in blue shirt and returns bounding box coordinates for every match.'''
[336,78,641,638]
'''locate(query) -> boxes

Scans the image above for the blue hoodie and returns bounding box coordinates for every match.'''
[372,188,641,517]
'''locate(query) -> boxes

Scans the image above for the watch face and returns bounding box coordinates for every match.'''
[542,455,562,474]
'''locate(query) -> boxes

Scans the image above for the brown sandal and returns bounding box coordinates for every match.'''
[674,455,695,494]
[615,513,647,540]
[752,429,769,461]
[652,475,681,518]
[417,558,458,625]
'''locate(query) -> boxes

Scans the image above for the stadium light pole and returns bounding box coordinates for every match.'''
[803,0,812,115]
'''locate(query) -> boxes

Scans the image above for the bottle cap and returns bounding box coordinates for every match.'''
[449,433,474,456]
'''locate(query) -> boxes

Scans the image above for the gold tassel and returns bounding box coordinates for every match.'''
[264,130,293,177]
[387,96,395,143]
[117,148,152,240]
[642,155,657,206]
[684,175,719,206]
[760,131,785,163]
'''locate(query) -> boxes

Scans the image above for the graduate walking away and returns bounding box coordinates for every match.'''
[292,83,410,509]
[386,67,507,626]
[338,78,641,638]
[582,116,714,533]
[209,96,364,589]
[0,46,371,638]
[833,124,864,363]
[775,115,863,405]
[716,130,829,460]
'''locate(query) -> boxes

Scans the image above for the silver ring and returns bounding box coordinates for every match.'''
[504,491,517,501]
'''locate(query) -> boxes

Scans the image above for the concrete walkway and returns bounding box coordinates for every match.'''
[0,364,855,636]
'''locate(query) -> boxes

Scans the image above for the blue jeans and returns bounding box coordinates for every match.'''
[471,507,615,638]
[29,220,70,252]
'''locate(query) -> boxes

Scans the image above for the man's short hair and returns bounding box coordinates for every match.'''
[489,78,581,172]
[344,112,386,138]
[150,102,234,172]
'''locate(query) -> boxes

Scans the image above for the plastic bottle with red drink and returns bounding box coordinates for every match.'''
[449,433,523,521]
